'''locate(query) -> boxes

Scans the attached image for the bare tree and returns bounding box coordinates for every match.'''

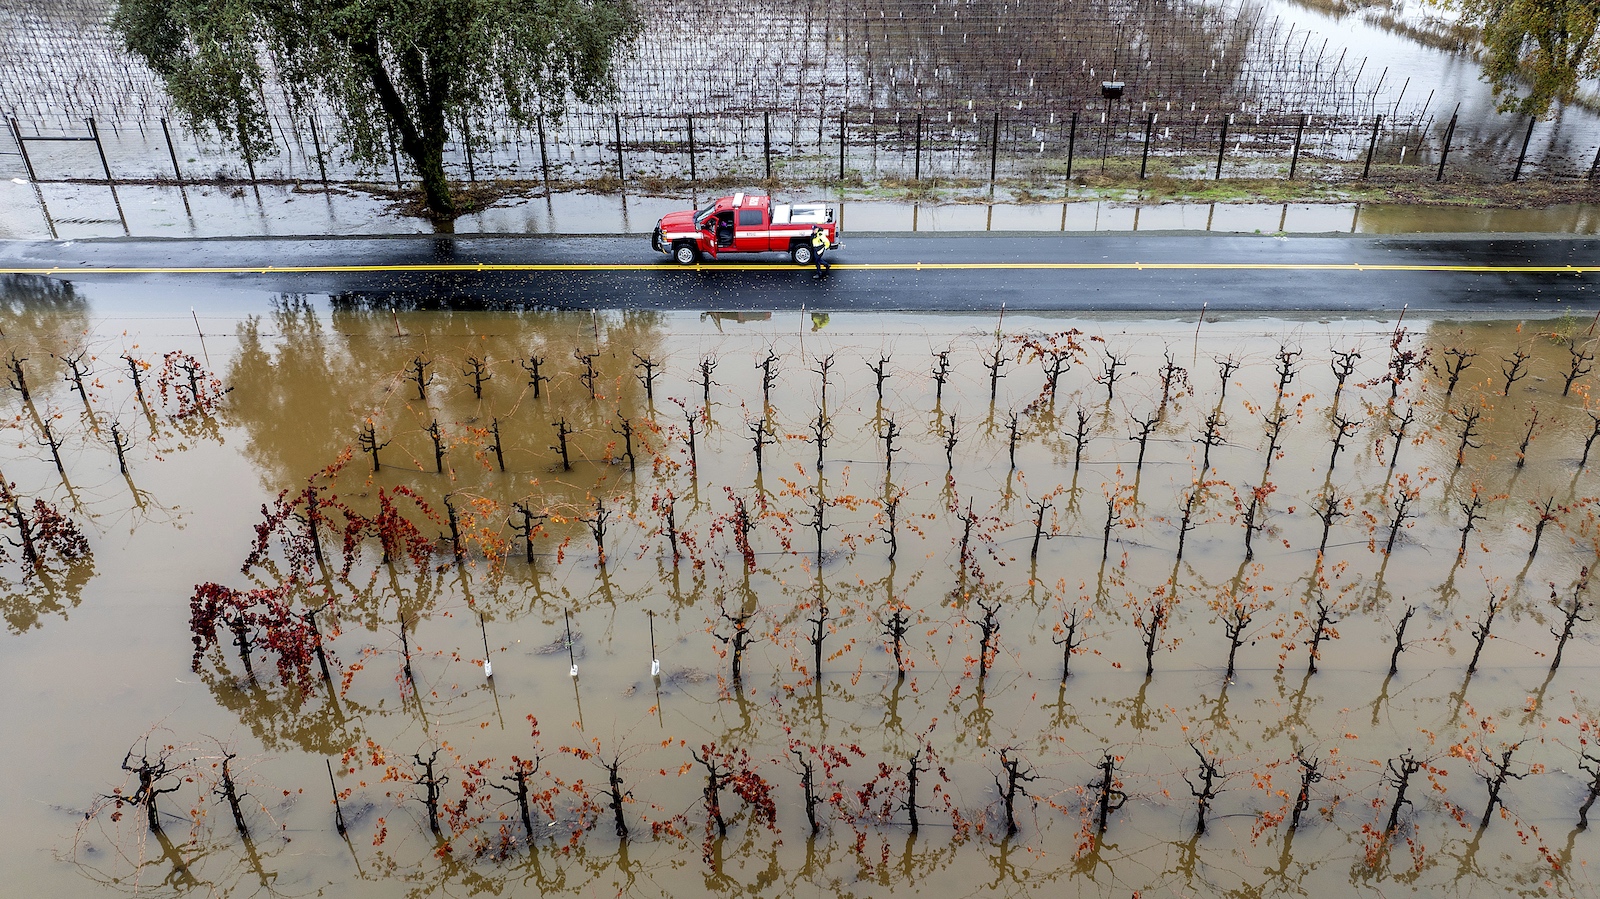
[358,421,389,472]
[994,748,1036,837]
[112,738,186,833]
[973,597,1001,682]
[630,352,656,400]
[931,350,951,408]
[868,354,892,405]
[1476,743,1526,830]
[1451,406,1484,470]
[1516,407,1539,469]
[982,342,1008,403]
[1467,590,1504,676]
[425,418,446,472]
[1389,604,1417,676]
[1290,753,1323,831]
[1184,742,1225,836]
[1304,596,1340,675]
[1330,348,1360,404]
[1500,348,1531,396]
[757,350,778,408]
[1564,340,1594,396]
[1274,345,1302,397]
[462,354,490,399]
[575,350,599,400]
[714,601,757,684]
[1382,753,1423,840]
[1097,349,1127,401]
[407,356,433,401]
[1548,569,1591,673]
[698,354,718,408]
[521,354,550,399]
[1441,347,1475,396]
[1327,414,1359,474]
[1089,752,1127,835]
[1053,607,1086,681]
[552,418,573,471]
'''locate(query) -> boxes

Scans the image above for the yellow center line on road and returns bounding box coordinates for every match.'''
[0,261,1593,275]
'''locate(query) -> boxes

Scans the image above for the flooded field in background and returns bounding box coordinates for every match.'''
[4,278,1600,897]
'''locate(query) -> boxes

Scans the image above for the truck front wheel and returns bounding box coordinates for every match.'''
[673,242,700,265]
[790,243,814,266]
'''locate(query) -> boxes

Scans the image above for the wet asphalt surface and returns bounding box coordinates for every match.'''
[1,233,1598,314]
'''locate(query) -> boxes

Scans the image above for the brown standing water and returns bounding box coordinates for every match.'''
[4,277,1600,897]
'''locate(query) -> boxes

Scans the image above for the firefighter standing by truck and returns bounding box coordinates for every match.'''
[810,226,833,279]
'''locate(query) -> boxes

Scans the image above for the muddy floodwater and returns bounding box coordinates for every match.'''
[5,278,1600,897]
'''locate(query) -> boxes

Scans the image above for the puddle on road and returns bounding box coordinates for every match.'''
[3,277,1600,897]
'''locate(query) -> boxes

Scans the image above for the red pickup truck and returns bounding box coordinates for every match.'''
[652,193,842,265]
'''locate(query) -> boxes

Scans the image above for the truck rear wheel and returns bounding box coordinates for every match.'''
[791,243,814,266]
[673,242,699,265]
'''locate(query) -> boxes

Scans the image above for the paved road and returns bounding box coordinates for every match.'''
[2,233,1598,313]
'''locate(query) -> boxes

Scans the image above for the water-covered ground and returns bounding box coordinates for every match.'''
[3,278,1600,896]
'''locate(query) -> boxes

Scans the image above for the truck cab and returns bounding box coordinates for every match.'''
[652,193,841,265]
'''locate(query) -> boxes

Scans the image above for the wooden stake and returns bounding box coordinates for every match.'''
[649,610,660,677]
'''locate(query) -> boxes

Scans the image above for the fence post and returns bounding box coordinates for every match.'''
[307,114,329,187]
[386,124,399,189]
[1589,143,1600,182]
[9,117,37,181]
[1065,111,1077,181]
[1362,115,1381,179]
[764,111,772,182]
[1288,113,1307,180]
[838,109,846,181]
[914,113,922,181]
[1139,112,1154,179]
[989,111,1000,186]
[87,117,113,184]
[1511,116,1535,182]
[160,117,183,184]
[1215,115,1229,180]
[686,114,697,185]
[535,113,551,187]
[462,116,476,183]
[1435,108,1458,182]
[613,112,626,185]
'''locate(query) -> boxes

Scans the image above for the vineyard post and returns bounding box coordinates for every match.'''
[1362,115,1381,179]
[1064,111,1077,181]
[160,118,183,184]
[613,112,625,185]
[1436,107,1458,182]
[649,610,660,677]
[1511,116,1536,181]
[686,114,696,185]
[1138,112,1153,179]
[479,612,493,678]
[1288,113,1307,179]
[1215,115,1229,179]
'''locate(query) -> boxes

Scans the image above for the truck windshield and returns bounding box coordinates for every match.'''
[693,204,715,226]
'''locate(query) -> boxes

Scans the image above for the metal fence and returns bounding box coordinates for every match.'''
[5,101,1595,197]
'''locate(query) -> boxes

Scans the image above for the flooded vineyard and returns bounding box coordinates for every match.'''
[5,276,1600,897]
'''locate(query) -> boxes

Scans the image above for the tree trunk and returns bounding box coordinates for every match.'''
[351,38,457,219]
